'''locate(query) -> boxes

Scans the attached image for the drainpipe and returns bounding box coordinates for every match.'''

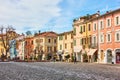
[97,17,100,63]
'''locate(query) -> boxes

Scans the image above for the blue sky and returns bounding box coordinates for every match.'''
[0,0,120,34]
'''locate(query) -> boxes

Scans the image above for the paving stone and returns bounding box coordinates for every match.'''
[0,62,119,80]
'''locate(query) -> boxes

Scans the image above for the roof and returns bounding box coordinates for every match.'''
[35,31,57,37]
[0,34,6,37]
[58,31,73,36]
[73,13,100,25]
[73,8,120,25]
[90,8,120,21]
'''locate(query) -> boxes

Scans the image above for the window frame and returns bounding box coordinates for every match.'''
[106,18,111,28]
[115,16,120,26]
[74,40,76,46]
[60,45,62,50]
[65,43,67,49]
[115,31,120,42]
[48,38,51,43]
[83,25,85,32]
[106,33,111,43]
[93,22,97,31]
[65,34,67,40]
[88,24,91,31]
[99,20,104,30]
[100,33,104,43]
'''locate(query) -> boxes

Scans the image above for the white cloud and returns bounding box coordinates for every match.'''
[0,0,62,33]
[50,0,86,33]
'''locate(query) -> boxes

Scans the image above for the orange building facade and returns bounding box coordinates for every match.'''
[24,36,34,59]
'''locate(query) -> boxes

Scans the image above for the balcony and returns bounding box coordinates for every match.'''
[90,43,98,49]
[79,31,83,34]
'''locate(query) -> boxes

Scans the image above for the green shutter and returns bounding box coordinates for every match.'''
[60,45,62,50]
[59,36,63,40]
[74,40,76,46]
[73,28,76,35]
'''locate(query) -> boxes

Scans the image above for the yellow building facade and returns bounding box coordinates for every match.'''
[0,35,7,58]
[73,14,99,62]
[34,32,57,60]
[0,37,5,57]
[57,31,73,61]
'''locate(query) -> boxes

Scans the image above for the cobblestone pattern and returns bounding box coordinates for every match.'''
[0,62,120,80]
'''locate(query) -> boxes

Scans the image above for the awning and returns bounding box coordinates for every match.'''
[74,48,82,52]
[74,46,82,52]
[57,50,63,55]
[88,49,97,55]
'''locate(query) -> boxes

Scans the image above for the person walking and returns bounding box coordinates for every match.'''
[53,55,56,62]
[74,55,77,64]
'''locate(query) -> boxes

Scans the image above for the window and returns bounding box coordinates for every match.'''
[31,40,33,45]
[73,28,76,35]
[115,31,120,42]
[80,38,83,45]
[117,33,120,41]
[88,24,91,31]
[106,18,111,27]
[54,39,56,43]
[59,36,63,40]
[40,39,43,43]
[83,26,85,32]
[0,38,2,41]
[84,38,86,44]
[48,39,51,43]
[25,41,27,45]
[106,33,111,42]
[71,34,73,39]
[93,36,96,44]
[65,35,67,40]
[99,20,104,30]
[100,33,104,43]
[71,43,73,48]
[47,47,52,52]
[80,26,82,33]
[89,37,92,44]
[60,45,62,50]
[54,47,57,52]
[82,38,86,44]
[74,40,76,46]
[115,16,119,25]
[93,23,97,31]
[65,43,67,49]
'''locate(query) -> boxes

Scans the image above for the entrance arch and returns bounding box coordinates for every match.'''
[106,49,112,63]
[115,49,120,63]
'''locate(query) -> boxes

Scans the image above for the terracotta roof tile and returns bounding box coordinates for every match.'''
[35,31,57,37]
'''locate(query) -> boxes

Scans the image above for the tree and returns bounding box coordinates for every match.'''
[0,25,17,58]
[26,31,32,36]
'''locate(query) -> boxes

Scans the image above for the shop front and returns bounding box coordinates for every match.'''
[106,49,112,63]
[115,49,120,63]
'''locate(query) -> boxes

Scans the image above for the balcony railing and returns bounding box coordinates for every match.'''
[90,43,98,49]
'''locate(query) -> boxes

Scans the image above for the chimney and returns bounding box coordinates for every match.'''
[97,11,100,14]
[38,30,41,34]
[106,11,109,13]
[96,11,100,17]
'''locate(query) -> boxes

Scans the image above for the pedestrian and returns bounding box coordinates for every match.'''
[59,54,62,61]
[74,55,77,64]
[53,55,56,62]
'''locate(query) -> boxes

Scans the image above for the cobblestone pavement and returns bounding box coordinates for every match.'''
[0,62,120,80]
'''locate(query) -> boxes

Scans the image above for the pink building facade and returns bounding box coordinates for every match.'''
[91,8,120,64]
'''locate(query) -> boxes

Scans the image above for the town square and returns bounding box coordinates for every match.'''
[0,0,120,80]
